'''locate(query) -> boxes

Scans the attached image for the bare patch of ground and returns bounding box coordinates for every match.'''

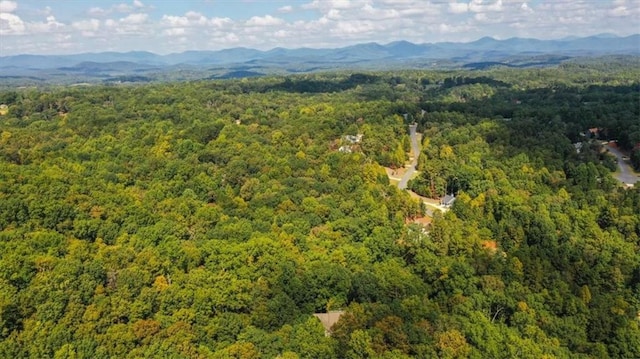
[384,166,408,181]
[408,216,432,226]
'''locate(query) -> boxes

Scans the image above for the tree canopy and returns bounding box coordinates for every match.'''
[0,64,639,358]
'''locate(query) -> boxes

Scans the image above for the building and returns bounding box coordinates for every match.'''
[441,194,456,207]
[344,134,363,144]
[313,311,344,337]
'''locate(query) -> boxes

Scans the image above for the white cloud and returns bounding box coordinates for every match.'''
[361,4,401,20]
[114,3,134,13]
[0,12,24,35]
[28,15,65,34]
[0,0,17,13]
[162,12,230,32]
[246,15,284,26]
[88,7,108,17]
[99,12,151,36]
[40,6,53,16]
[274,29,289,38]
[164,27,186,36]
[609,6,629,17]
[163,14,189,27]
[209,17,233,28]
[326,9,341,20]
[437,22,472,34]
[449,2,469,14]
[474,12,504,23]
[302,0,365,11]
[330,20,375,36]
[88,1,148,17]
[72,19,100,32]
[121,13,148,25]
[0,0,638,55]
[469,0,504,13]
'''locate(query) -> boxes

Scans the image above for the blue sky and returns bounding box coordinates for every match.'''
[1,0,639,55]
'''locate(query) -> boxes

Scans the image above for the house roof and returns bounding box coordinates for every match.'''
[441,194,456,205]
[313,311,344,336]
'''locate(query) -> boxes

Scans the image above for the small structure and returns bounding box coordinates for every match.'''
[574,142,583,154]
[344,134,363,144]
[440,194,456,207]
[338,134,363,153]
[313,311,344,337]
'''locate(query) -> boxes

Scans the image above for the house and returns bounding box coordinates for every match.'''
[574,142,583,154]
[441,194,456,207]
[344,134,363,144]
[313,311,344,337]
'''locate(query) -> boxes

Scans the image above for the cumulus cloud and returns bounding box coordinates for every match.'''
[0,12,24,35]
[469,0,504,13]
[0,0,17,13]
[246,15,284,26]
[39,6,53,16]
[361,4,400,20]
[162,12,230,29]
[88,1,149,17]
[302,0,365,11]
[72,19,100,32]
[28,15,65,33]
[114,3,134,13]
[88,7,108,17]
[0,0,638,55]
[98,12,152,37]
[521,3,533,13]
[121,13,148,25]
[160,11,233,38]
[164,27,186,36]
[449,2,469,14]
[162,14,190,28]
[612,7,628,16]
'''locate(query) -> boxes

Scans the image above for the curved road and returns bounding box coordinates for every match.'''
[398,123,419,189]
[607,144,639,185]
[394,123,441,217]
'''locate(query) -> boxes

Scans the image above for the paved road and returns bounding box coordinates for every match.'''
[395,124,448,216]
[398,123,419,189]
[607,144,639,185]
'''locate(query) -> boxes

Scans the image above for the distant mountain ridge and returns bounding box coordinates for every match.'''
[1,34,638,84]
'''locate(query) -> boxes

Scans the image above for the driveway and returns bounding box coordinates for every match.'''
[607,143,639,185]
[398,123,419,189]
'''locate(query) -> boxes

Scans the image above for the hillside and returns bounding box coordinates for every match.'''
[0,65,639,358]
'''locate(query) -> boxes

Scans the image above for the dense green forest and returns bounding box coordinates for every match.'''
[0,64,639,358]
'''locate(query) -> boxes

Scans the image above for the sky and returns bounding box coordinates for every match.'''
[0,0,639,55]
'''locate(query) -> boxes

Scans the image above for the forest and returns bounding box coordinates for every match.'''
[0,61,639,358]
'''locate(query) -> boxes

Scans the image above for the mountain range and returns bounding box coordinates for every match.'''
[1,34,638,85]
